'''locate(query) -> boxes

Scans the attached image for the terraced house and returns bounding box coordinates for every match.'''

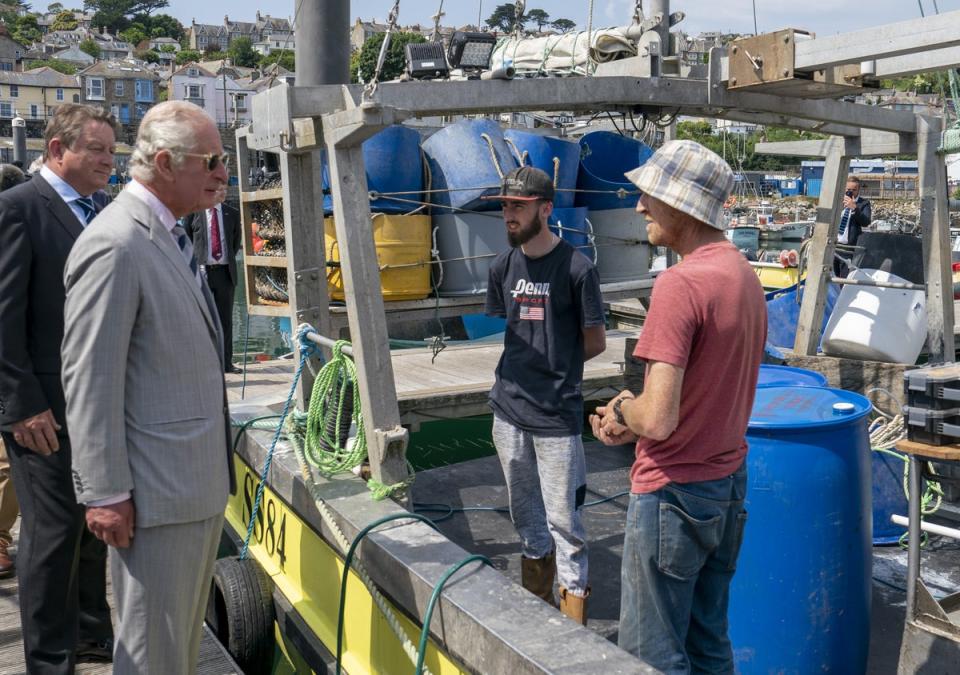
[188,12,292,51]
[0,67,80,121]
[79,60,158,124]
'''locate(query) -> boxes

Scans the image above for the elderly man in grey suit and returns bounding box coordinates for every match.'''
[61,100,236,674]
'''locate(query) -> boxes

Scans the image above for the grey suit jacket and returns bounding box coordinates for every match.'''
[61,189,235,528]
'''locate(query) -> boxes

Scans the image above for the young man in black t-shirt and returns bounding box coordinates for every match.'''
[484,166,606,624]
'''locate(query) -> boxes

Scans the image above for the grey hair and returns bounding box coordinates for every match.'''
[128,101,214,183]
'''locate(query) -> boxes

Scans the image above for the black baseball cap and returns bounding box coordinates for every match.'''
[482,166,555,202]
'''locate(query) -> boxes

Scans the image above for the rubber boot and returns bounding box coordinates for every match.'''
[521,552,557,607]
[559,586,590,625]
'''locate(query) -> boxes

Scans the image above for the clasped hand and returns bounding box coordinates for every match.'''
[589,391,639,445]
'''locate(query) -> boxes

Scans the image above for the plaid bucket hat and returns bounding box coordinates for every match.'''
[624,140,734,230]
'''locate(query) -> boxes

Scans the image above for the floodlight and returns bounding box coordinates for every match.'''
[447,31,497,72]
[405,42,449,80]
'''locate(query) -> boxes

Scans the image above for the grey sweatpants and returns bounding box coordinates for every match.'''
[492,414,589,594]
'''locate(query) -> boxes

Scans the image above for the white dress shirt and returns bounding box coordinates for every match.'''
[39,165,92,227]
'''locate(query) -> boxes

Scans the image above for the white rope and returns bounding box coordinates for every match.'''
[586,0,595,76]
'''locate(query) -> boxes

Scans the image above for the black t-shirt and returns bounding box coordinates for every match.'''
[485,239,605,436]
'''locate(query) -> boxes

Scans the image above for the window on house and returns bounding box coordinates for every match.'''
[29,104,37,118]
[9,85,17,98]
[188,68,198,77]
[115,80,124,96]
[0,63,12,72]
[56,88,63,101]
[0,103,11,118]
[72,94,80,103]
[187,84,201,99]
[86,78,104,100]
[135,79,153,101]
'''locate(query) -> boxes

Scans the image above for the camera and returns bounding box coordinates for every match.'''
[845,190,854,198]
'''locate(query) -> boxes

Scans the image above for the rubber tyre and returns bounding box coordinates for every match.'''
[206,556,274,674]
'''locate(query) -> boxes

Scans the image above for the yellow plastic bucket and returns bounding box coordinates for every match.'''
[324,214,432,301]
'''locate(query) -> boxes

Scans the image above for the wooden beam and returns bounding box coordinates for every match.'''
[917,115,955,363]
[279,148,330,406]
[324,115,410,489]
[793,139,851,355]
[755,131,917,158]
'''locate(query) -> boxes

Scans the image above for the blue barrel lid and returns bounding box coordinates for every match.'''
[749,386,872,429]
[757,364,829,388]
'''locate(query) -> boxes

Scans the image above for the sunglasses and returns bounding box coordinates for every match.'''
[182,152,231,172]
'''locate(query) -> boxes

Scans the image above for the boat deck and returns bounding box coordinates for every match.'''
[0,520,240,675]
[413,442,960,673]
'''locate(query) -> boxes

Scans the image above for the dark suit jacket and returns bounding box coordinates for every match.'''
[0,175,102,432]
[182,203,241,286]
[844,196,872,247]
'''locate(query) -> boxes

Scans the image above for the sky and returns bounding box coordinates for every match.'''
[167,0,960,37]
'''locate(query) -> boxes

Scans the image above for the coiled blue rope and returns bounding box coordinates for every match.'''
[240,325,319,559]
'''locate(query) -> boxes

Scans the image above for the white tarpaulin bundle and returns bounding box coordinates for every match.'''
[490,28,638,76]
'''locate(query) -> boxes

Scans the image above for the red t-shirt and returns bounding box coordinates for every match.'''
[631,241,767,493]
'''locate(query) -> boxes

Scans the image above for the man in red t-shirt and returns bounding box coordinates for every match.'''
[590,140,766,673]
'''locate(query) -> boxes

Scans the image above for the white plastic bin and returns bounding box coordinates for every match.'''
[821,268,926,364]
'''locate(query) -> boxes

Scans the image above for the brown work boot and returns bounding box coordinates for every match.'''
[521,551,557,607]
[559,586,590,625]
[0,539,13,579]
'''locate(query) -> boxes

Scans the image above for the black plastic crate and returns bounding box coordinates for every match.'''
[904,363,960,411]
[905,404,960,445]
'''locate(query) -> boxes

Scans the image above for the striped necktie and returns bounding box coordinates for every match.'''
[74,196,97,226]
[838,208,851,237]
[171,224,201,287]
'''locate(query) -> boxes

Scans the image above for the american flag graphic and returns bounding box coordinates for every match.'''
[519,305,544,321]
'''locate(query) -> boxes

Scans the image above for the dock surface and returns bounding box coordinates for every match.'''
[0,521,239,675]
[227,331,632,417]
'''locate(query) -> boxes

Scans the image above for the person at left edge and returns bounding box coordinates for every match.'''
[182,199,242,373]
[61,100,236,674]
[0,103,117,672]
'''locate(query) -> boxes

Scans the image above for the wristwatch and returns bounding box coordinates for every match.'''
[613,396,634,426]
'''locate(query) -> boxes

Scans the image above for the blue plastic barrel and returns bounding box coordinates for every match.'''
[765,281,841,350]
[549,207,594,262]
[575,131,653,210]
[503,130,580,209]
[321,125,423,215]
[871,448,908,545]
[730,386,872,674]
[422,120,519,214]
[757,364,828,388]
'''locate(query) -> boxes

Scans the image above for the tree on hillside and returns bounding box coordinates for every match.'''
[25,58,77,73]
[78,36,100,57]
[120,22,147,46]
[349,31,425,84]
[50,8,77,30]
[227,36,258,68]
[12,15,42,44]
[526,8,549,31]
[259,49,294,73]
[551,18,576,33]
[134,47,158,62]
[174,47,200,64]
[85,0,168,32]
[486,3,525,32]
[141,12,181,39]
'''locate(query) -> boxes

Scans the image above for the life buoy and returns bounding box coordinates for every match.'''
[206,556,274,674]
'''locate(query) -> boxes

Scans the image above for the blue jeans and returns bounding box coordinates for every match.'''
[619,463,748,675]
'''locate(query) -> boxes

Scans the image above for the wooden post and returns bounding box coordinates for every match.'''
[793,138,851,355]
[280,148,330,408]
[917,114,955,363]
[324,110,409,489]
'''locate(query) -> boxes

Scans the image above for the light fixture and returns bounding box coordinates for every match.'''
[447,31,497,73]
[405,42,449,80]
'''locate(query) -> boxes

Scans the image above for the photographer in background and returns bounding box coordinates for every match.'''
[834,176,872,278]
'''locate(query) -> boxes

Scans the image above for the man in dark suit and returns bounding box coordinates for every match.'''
[0,104,117,672]
[833,176,872,278]
[183,200,242,373]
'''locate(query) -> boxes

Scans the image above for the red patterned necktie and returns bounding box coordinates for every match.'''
[210,207,223,261]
